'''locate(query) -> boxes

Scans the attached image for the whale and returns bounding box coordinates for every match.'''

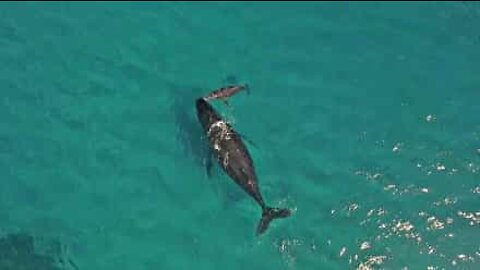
[195,97,291,235]
[203,84,249,105]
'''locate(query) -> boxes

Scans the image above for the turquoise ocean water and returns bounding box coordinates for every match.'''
[1,2,479,269]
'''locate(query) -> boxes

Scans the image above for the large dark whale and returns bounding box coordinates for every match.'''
[195,98,291,235]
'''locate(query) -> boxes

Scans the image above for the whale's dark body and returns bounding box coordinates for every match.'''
[195,98,290,235]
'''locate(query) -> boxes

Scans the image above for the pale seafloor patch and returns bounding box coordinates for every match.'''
[0,2,479,270]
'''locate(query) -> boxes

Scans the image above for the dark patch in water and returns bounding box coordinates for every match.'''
[0,232,78,270]
[222,74,238,85]
[170,84,209,168]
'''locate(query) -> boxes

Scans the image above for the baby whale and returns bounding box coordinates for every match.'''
[203,84,249,106]
[195,98,291,235]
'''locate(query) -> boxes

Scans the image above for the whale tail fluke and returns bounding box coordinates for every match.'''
[256,207,291,235]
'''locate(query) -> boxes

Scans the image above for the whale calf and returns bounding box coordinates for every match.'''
[195,98,291,235]
[203,84,249,104]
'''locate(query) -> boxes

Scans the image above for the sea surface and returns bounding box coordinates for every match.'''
[0,2,479,270]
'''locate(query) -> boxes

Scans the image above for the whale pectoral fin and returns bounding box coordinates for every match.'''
[222,98,231,108]
[245,137,259,150]
[204,151,213,178]
[205,151,213,178]
[239,133,259,150]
